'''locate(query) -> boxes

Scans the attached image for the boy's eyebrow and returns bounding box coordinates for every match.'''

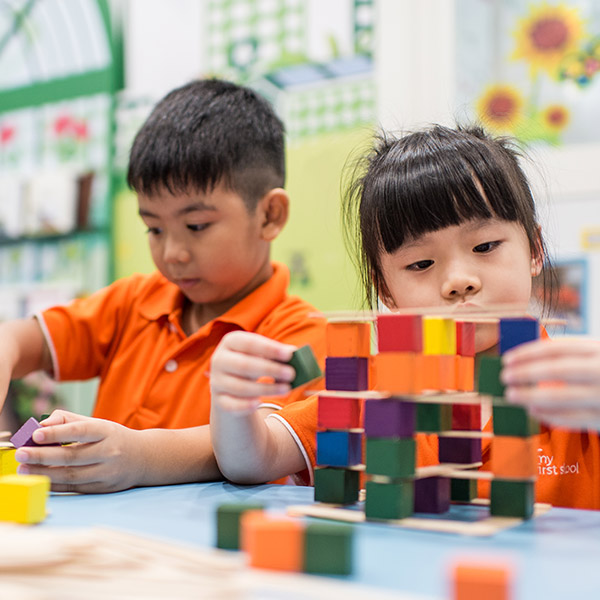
[138,202,218,218]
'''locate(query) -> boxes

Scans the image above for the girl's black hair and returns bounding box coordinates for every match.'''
[343,124,555,312]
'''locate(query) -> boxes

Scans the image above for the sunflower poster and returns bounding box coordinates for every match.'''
[456,0,600,145]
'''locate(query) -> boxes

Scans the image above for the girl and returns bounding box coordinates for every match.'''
[209,125,600,509]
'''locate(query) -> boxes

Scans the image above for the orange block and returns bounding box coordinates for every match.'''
[439,355,457,391]
[453,562,512,600]
[373,352,421,394]
[421,354,440,391]
[326,322,371,357]
[491,436,537,479]
[241,511,305,572]
[457,355,474,392]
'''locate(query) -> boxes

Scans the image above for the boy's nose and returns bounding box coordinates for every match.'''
[441,273,481,299]
[163,238,191,264]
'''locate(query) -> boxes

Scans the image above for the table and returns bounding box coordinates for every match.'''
[42,482,600,599]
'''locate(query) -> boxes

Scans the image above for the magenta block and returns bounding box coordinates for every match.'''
[414,476,451,513]
[438,437,482,464]
[325,357,369,391]
[10,417,41,448]
[364,398,415,438]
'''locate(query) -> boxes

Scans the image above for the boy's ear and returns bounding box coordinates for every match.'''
[259,188,289,241]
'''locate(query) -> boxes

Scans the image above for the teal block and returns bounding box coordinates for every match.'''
[365,438,415,478]
[477,355,505,397]
[416,403,452,432]
[490,479,534,519]
[216,502,265,550]
[288,345,323,388]
[493,401,539,437]
[314,467,360,505]
[365,480,414,520]
[304,523,353,575]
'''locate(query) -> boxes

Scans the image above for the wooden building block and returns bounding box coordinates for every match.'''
[314,467,360,505]
[288,345,323,388]
[377,314,422,353]
[0,447,18,475]
[456,321,476,357]
[453,562,511,600]
[241,511,304,572]
[490,479,534,519]
[304,522,353,575]
[372,352,420,394]
[421,354,441,391]
[318,395,361,430]
[364,398,416,438]
[416,403,452,432]
[216,502,266,550]
[499,317,539,355]
[493,402,539,437]
[365,480,414,520]
[0,474,50,524]
[365,438,416,478]
[439,437,482,464]
[491,436,537,479]
[477,356,505,397]
[450,477,478,502]
[456,356,475,392]
[423,317,456,355]
[10,417,41,448]
[316,431,362,467]
[326,322,371,357]
[439,355,457,391]
[325,357,369,391]
[452,403,481,431]
[414,476,451,513]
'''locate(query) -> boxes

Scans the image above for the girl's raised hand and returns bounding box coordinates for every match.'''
[502,338,600,430]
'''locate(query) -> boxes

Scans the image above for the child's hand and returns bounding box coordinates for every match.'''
[13,410,144,493]
[210,331,297,414]
[502,338,600,430]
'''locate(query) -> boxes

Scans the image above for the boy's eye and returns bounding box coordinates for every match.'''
[146,227,161,235]
[473,241,501,253]
[187,223,209,232]
[406,259,434,271]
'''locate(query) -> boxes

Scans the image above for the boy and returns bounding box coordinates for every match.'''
[0,79,326,493]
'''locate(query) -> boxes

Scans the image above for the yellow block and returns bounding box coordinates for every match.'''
[0,447,18,475]
[0,474,51,524]
[423,317,457,355]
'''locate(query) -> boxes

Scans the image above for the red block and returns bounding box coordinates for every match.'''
[456,322,476,357]
[318,395,362,430]
[452,403,481,431]
[377,314,422,353]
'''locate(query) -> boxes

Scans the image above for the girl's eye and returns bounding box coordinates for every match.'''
[407,259,434,271]
[473,240,501,253]
[187,223,209,232]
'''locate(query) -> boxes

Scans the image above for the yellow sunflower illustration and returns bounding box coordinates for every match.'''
[541,104,570,131]
[476,84,524,132]
[513,2,586,77]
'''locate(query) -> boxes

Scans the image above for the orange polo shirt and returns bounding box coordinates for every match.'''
[38,262,326,430]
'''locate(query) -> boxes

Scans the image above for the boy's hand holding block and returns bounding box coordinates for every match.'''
[287,345,322,388]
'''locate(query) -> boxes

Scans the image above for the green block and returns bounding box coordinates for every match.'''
[416,403,452,432]
[215,502,265,550]
[477,355,505,397]
[450,477,477,502]
[314,467,360,505]
[493,402,539,437]
[365,480,414,520]
[288,345,323,388]
[304,522,353,575]
[490,479,534,519]
[366,438,415,478]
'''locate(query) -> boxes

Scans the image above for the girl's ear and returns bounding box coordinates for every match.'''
[531,225,545,277]
[259,188,289,241]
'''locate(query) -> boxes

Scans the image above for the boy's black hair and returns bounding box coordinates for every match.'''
[127,78,285,210]
[343,124,555,311]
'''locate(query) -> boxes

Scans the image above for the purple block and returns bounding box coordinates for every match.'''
[364,398,415,438]
[10,417,41,448]
[325,357,369,391]
[414,476,451,514]
[438,437,482,464]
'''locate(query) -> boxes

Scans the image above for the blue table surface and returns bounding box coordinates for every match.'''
[45,482,600,599]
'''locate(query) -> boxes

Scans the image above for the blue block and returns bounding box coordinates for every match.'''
[499,318,539,354]
[316,431,362,467]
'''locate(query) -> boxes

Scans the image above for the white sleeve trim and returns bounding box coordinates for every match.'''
[257,402,283,411]
[268,412,314,486]
[34,312,61,381]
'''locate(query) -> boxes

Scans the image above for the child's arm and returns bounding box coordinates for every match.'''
[209,331,308,484]
[0,318,53,412]
[502,337,600,430]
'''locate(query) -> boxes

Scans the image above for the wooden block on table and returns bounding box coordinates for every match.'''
[318,395,361,430]
[493,402,539,437]
[490,479,534,519]
[452,403,481,431]
[416,402,452,433]
[372,352,421,394]
[365,437,416,478]
[376,313,422,353]
[414,476,451,514]
[316,431,362,467]
[453,562,512,600]
[325,357,369,391]
[477,356,505,397]
[456,355,475,392]
[0,447,18,475]
[364,397,415,438]
[0,474,50,524]
[456,321,476,357]
[241,511,304,572]
[326,322,371,357]
[304,522,354,575]
[365,479,414,520]
[216,502,266,550]
[491,436,537,479]
[499,317,539,354]
[423,317,456,355]
[288,345,323,388]
[314,467,360,505]
[450,477,478,502]
[439,437,482,464]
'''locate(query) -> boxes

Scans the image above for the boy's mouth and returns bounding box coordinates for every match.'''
[176,278,202,290]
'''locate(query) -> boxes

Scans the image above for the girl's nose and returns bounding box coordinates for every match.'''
[441,273,481,299]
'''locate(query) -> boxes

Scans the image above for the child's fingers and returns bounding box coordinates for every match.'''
[503,338,600,365]
[212,371,290,398]
[506,383,600,407]
[502,357,600,385]
[220,331,296,362]
[16,463,103,491]
[214,350,295,383]
[40,409,92,427]
[215,394,260,414]
[31,420,106,446]
[14,442,101,468]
